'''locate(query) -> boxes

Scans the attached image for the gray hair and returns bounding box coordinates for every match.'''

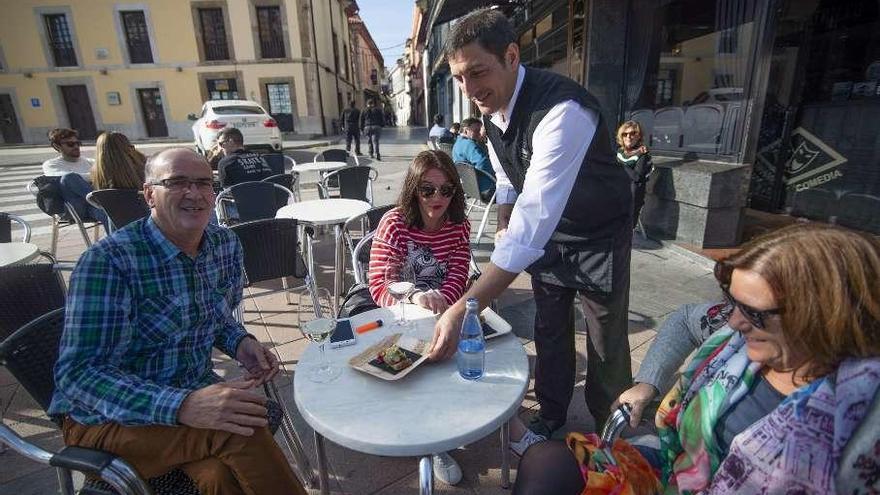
[144,147,205,182]
[443,8,516,64]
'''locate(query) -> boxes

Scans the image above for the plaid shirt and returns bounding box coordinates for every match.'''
[48,217,250,426]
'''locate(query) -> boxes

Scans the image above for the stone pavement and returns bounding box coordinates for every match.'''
[0,126,721,494]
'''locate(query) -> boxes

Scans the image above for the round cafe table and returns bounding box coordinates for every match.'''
[0,242,40,267]
[294,305,529,494]
[289,160,349,174]
[275,199,371,311]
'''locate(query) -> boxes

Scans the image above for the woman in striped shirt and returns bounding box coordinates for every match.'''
[369,149,471,316]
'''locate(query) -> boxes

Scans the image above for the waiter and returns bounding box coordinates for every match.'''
[429,8,633,434]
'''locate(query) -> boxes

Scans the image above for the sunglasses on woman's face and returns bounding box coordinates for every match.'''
[418,183,456,198]
[720,286,780,329]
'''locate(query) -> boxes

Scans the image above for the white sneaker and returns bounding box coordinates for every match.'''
[510,429,547,457]
[432,451,462,485]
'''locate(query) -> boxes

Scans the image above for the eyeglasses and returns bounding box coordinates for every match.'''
[60,140,82,147]
[149,177,215,192]
[621,132,640,137]
[418,183,456,198]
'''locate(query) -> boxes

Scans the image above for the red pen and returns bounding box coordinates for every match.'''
[356,319,383,334]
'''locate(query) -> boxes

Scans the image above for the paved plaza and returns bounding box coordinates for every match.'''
[0,128,721,494]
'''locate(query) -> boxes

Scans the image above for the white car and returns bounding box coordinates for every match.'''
[190,100,282,155]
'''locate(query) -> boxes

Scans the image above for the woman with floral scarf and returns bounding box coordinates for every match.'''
[514,223,880,494]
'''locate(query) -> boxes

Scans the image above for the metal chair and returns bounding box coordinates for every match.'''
[228,218,319,488]
[85,189,150,233]
[318,165,378,204]
[0,309,155,495]
[0,263,66,341]
[215,181,296,225]
[0,212,31,243]
[27,177,101,257]
[454,162,497,245]
[342,204,394,276]
[262,172,300,201]
[260,153,287,175]
[314,148,359,166]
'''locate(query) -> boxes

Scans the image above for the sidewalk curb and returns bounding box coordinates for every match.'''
[660,239,717,270]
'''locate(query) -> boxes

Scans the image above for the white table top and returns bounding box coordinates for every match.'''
[276,199,370,226]
[290,161,350,173]
[0,242,40,267]
[294,305,529,457]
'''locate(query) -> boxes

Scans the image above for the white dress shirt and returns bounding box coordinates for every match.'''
[487,65,598,274]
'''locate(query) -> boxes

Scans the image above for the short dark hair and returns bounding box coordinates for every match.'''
[397,150,466,229]
[48,128,78,146]
[433,114,444,125]
[461,117,481,128]
[443,8,516,64]
[217,127,243,145]
[450,122,461,132]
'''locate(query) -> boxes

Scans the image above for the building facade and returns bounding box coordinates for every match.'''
[423,0,880,244]
[347,8,384,110]
[387,57,411,127]
[0,0,364,143]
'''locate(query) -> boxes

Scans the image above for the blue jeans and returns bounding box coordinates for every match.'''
[58,173,107,226]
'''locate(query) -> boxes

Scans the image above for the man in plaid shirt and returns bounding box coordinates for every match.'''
[48,148,305,494]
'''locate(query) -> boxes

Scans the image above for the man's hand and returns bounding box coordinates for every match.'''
[414,290,448,314]
[611,382,658,428]
[236,337,279,385]
[428,303,464,361]
[178,379,268,436]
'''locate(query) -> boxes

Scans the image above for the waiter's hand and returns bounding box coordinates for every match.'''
[429,302,465,361]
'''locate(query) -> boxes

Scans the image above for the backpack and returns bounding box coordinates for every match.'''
[32,175,67,217]
[337,284,379,318]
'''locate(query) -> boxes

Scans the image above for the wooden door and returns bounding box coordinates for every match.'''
[0,95,23,144]
[59,85,97,139]
[137,88,168,137]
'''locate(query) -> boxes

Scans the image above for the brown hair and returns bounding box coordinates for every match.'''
[48,128,78,146]
[93,132,146,189]
[397,150,467,229]
[615,120,643,148]
[716,223,880,379]
[443,8,516,64]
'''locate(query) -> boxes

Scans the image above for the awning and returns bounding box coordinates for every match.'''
[430,0,519,29]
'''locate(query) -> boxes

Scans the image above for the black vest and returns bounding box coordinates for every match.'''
[484,67,632,290]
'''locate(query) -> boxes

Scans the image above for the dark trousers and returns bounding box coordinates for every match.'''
[531,237,632,426]
[345,128,361,154]
[632,183,647,228]
[364,125,381,158]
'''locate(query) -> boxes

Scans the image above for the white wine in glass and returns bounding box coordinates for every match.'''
[298,288,342,383]
[385,260,414,328]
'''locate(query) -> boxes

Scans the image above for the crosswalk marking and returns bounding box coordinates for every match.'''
[0,164,55,236]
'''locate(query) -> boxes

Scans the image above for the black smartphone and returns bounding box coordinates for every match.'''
[329,319,356,348]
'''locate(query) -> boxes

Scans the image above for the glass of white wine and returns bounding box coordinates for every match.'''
[298,287,342,383]
[384,254,414,329]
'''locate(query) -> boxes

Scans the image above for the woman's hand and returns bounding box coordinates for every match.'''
[414,289,448,314]
[611,382,658,428]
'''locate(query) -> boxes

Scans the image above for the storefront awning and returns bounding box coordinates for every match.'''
[429,0,519,30]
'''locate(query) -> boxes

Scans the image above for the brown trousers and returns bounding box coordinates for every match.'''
[62,417,306,495]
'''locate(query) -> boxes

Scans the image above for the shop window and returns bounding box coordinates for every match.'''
[623,0,759,156]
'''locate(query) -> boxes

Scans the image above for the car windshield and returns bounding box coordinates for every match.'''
[212,106,265,115]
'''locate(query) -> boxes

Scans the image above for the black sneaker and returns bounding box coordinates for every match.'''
[527,413,565,438]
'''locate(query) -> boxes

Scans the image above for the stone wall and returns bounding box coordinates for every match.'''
[642,159,751,247]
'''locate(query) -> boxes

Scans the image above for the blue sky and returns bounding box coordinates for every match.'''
[356,0,415,69]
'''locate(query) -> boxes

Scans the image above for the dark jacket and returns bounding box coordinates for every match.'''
[360,107,384,128]
[341,107,361,130]
[484,67,632,291]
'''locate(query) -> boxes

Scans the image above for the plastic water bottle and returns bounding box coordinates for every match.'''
[457,298,485,380]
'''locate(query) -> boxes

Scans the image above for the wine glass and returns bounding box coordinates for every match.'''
[384,253,414,329]
[298,287,342,383]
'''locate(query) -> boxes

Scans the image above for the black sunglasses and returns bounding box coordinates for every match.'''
[714,261,780,329]
[60,140,82,147]
[418,183,456,198]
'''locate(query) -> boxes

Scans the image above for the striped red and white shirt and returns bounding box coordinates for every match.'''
[368,208,471,307]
